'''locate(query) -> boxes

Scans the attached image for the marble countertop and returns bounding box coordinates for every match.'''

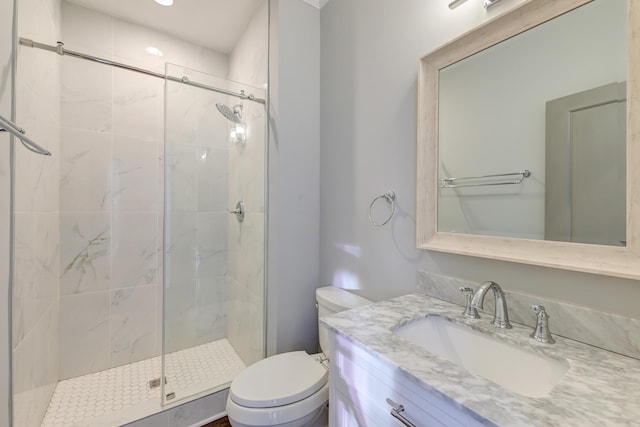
[320,293,640,427]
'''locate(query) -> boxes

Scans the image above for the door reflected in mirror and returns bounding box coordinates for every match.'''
[545,82,626,246]
[436,0,626,246]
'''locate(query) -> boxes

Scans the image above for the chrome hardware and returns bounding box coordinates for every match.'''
[166,392,176,400]
[229,201,244,222]
[148,377,167,389]
[440,169,530,189]
[316,354,330,370]
[459,287,480,318]
[470,281,512,329]
[19,38,266,104]
[484,0,504,8]
[0,114,52,156]
[530,305,555,344]
[385,398,416,427]
[368,191,396,226]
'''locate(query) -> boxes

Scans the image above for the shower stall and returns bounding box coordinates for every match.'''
[9,0,268,426]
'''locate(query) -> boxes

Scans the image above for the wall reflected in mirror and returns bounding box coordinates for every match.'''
[437,0,626,246]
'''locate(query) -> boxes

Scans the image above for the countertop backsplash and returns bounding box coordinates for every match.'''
[417,271,640,360]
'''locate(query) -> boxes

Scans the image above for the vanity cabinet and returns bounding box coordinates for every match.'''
[328,330,486,427]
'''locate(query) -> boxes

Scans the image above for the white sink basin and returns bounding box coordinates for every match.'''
[393,316,569,398]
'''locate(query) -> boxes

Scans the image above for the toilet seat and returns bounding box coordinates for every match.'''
[227,352,329,426]
[230,351,328,408]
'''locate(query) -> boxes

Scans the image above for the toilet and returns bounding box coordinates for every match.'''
[226,286,372,427]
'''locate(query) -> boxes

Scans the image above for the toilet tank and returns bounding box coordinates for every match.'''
[316,286,372,355]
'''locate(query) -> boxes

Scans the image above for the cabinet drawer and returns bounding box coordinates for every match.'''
[332,347,450,426]
[329,332,486,427]
[334,388,384,427]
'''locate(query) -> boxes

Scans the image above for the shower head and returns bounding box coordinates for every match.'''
[216,103,243,124]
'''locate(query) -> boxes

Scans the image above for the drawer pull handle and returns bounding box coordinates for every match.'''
[386,398,416,427]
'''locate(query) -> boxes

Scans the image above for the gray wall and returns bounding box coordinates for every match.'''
[0,0,12,424]
[319,0,640,318]
[268,0,321,355]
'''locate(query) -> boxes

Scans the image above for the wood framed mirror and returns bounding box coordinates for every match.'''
[416,0,640,279]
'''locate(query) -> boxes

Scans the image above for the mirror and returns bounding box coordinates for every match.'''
[438,0,626,245]
[416,0,640,279]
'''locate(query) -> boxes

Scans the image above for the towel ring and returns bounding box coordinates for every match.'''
[368,191,396,227]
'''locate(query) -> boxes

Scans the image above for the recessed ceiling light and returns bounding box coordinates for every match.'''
[155,0,173,6]
[145,46,163,57]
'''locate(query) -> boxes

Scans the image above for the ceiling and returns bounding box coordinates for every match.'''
[66,0,264,54]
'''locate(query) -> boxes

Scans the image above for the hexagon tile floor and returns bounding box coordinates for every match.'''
[41,339,245,427]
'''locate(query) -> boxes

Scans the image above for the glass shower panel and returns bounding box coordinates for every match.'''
[162,63,266,404]
[0,3,10,424]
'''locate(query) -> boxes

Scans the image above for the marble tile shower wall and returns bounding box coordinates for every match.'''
[58,1,230,379]
[226,103,266,366]
[226,1,268,366]
[13,0,62,425]
[163,73,231,355]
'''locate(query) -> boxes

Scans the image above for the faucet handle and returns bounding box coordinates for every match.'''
[530,305,555,344]
[459,287,480,319]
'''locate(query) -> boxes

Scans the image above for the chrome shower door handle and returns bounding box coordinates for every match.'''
[229,201,244,222]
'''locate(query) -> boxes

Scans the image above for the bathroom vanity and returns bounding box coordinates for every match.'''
[321,293,640,426]
[329,323,485,427]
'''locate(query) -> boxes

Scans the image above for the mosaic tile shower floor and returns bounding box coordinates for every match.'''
[41,339,245,427]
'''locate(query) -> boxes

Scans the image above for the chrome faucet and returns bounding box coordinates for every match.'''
[470,281,512,329]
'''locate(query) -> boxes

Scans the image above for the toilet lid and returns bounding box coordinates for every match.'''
[229,351,328,408]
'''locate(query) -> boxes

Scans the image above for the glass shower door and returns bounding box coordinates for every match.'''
[162,63,266,404]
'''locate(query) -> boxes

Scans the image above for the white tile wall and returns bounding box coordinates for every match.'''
[61,59,112,132]
[11,0,267,423]
[58,1,236,380]
[59,292,111,378]
[60,127,112,211]
[165,143,198,210]
[225,1,269,366]
[165,212,198,287]
[34,212,60,308]
[59,212,111,295]
[197,146,229,212]
[13,212,37,344]
[112,135,158,211]
[110,285,158,366]
[111,212,158,288]
[112,69,159,140]
[13,0,61,424]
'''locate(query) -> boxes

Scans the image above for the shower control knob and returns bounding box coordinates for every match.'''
[229,201,245,222]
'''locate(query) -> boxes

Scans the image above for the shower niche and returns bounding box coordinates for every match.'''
[10,1,268,426]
